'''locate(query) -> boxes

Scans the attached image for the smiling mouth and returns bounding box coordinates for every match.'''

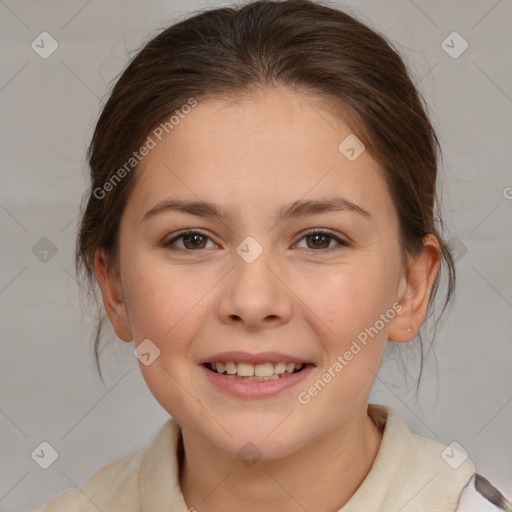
[203,361,309,381]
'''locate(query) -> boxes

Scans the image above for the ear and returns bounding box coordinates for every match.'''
[388,234,442,343]
[94,249,133,342]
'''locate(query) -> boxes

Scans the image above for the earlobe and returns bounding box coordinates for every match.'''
[387,300,417,343]
[388,235,442,343]
[94,249,133,342]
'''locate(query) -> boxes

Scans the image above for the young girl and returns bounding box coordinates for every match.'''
[37,1,510,510]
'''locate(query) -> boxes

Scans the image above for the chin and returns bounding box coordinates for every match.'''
[202,413,310,461]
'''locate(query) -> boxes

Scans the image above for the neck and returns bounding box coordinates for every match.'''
[179,403,383,512]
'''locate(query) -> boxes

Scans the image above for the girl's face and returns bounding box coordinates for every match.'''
[97,86,435,459]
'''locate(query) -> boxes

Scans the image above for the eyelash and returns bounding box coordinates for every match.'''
[164,228,350,255]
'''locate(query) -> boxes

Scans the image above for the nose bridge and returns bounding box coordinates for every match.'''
[235,234,267,266]
[232,233,279,295]
[216,233,293,327]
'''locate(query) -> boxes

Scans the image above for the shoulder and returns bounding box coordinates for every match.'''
[369,405,475,511]
[406,431,512,511]
[389,431,476,510]
[35,417,180,511]
[371,405,511,512]
[455,473,512,511]
[36,447,145,512]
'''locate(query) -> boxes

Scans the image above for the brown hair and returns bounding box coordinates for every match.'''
[76,0,455,385]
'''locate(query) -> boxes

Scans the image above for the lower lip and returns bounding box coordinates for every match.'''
[200,364,314,398]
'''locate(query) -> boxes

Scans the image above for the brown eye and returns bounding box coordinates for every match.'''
[164,228,349,255]
[165,229,215,251]
[295,229,349,254]
[305,233,331,249]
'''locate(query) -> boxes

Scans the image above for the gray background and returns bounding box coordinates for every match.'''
[1,0,511,510]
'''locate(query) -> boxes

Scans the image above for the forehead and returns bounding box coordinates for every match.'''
[130,87,395,223]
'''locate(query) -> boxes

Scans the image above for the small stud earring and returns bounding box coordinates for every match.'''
[407,328,413,332]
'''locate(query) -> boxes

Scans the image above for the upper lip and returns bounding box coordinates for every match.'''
[199,351,313,365]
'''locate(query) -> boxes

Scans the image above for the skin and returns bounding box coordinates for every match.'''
[95,86,441,511]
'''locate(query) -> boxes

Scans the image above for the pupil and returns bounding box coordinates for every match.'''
[185,234,205,249]
[310,234,328,249]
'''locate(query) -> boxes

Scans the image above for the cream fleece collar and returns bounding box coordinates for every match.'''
[139,404,475,511]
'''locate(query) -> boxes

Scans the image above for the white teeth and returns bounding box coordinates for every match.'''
[208,361,306,378]
[254,362,274,377]
[225,361,237,375]
[237,362,254,377]
[274,362,286,374]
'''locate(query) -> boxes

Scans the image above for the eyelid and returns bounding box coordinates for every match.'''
[164,227,350,253]
[164,228,215,247]
[295,228,351,251]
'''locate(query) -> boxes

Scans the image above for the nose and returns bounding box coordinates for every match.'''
[215,238,294,331]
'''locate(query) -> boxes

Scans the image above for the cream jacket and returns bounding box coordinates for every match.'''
[36,404,509,511]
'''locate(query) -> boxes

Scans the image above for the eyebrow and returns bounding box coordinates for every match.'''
[141,196,372,225]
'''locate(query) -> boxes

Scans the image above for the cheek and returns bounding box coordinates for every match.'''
[120,250,224,360]
[120,252,189,341]
[319,262,398,330]
[303,269,393,401]
[306,261,400,390]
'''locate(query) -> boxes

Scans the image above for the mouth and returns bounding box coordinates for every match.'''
[202,361,310,381]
